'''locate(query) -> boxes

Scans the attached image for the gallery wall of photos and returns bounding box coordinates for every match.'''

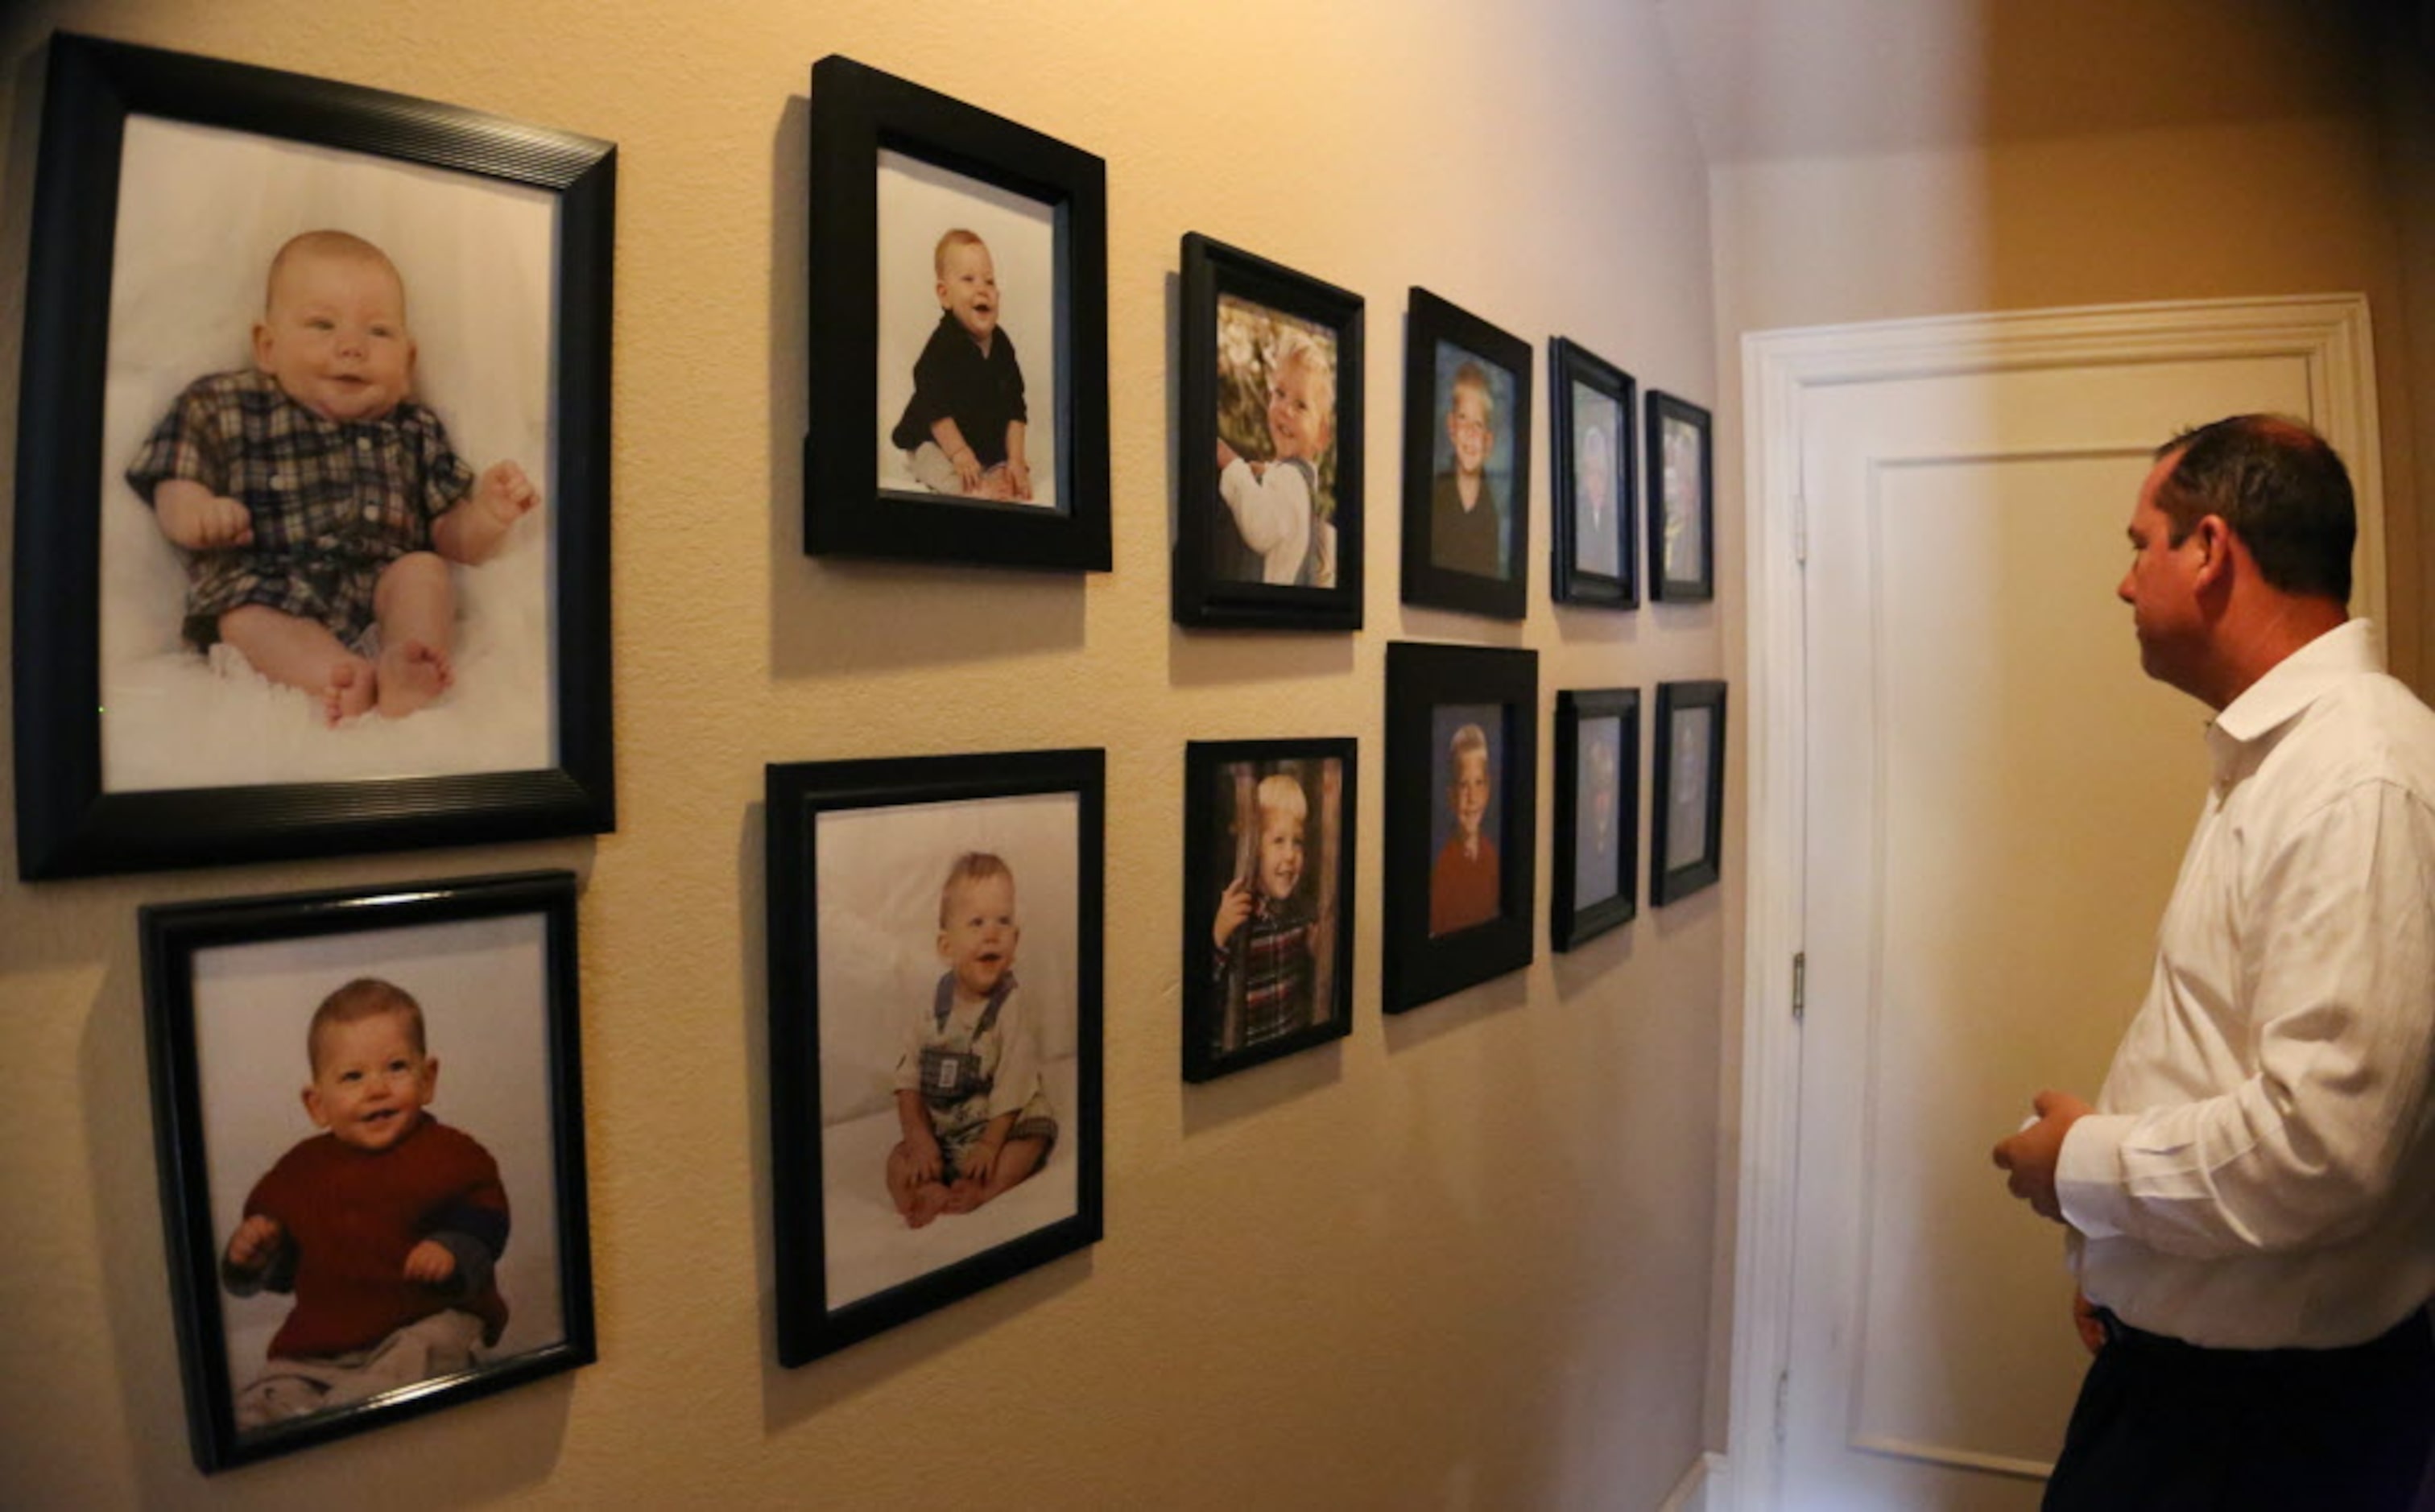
[0,5,1734,1506]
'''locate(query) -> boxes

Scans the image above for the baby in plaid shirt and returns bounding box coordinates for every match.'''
[126,230,538,723]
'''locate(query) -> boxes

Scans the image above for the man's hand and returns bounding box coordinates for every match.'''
[1991,1089,2094,1221]
[2072,1289,2106,1356]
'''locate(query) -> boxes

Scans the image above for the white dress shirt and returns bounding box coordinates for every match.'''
[2058,618,2435,1348]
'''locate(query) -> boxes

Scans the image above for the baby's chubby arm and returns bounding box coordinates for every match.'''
[928,417,985,493]
[221,1214,294,1295]
[153,477,254,550]
[432,461,540,565]
[1004,421,1031,501]
[895,1089,944,1184]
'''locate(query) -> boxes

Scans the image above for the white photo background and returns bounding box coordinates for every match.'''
[874,150,1061,510]
[189,912,564,1408]
[101,116,556,792]
[813,791,1082,1307]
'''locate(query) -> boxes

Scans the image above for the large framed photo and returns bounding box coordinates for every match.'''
[767,749,1104,1365]
[1174,235,1363,630]
[140,871,591,1473]
[804,55,1110,572]
[1550,339,1638,608]
[1383,642,1538,1011]
[1182,738,1357,1080]
[1647,390,1714,602]
[1400,289,1532,619]
[1652,680,1727,904]
[1552,688,1639,950]
[14,34,616,879]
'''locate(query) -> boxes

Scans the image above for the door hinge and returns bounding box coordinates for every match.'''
[1792,485,1809,565]
[1775,1367,1791,1444]
[1792,952,1806,1022]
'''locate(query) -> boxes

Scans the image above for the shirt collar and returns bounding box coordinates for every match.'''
[2204,618,2380,774]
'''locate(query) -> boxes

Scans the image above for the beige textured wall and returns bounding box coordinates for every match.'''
[0,2,1727,1508]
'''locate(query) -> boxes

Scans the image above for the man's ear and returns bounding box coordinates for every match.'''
[2191,515,2234,588]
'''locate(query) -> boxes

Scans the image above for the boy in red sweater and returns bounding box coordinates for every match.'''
[221,977,509,1431]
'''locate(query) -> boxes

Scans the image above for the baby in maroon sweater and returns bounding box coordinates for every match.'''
[221,977,509,1431]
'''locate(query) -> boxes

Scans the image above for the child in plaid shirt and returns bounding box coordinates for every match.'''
[1209,773,1321,1051]
[126,230,538,724]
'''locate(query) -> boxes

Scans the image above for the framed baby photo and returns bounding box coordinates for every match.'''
[1550,339,1639,609]
[766,749,1105,1366]
[1400,288,1532,621]
[1647,390,1715,602]
[139,870,593,1473]
[1552,688,1640,950]
[1173,234,1365,630]
[1181,738,1358,1081]
[13,33,617,880]
[804,55,1111,573]
[1651,680,1728,904]
[1383,642,1539,1012]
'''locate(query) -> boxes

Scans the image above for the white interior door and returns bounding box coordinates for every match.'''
[1730,298,2385,1512]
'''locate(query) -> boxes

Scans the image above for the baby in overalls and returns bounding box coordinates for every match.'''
[886,852,1059,1229]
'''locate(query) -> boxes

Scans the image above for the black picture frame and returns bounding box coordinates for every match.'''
[1651,680,1727,904]
[1647,390,1715,602]
[140,870,593,1473]
[804,55,1110,572]
[767,748,1105,1365]
[1182,737,1358,1080]
[1549,339,1639,608]
[1552,687,1640,950]
[1174,234,1365,630]
[13,33,616,880]
[1400,288,1532,619]
[1383,642,1539,1011]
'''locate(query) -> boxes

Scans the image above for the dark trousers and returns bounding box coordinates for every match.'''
[2043,1308,2435,1512]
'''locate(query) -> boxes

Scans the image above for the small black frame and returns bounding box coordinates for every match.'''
[1383,642,1539,1011]
[767,748,1105,1365]
[804,55,1110,572]
[1549,339,1639,608]
[140,870,593,1473]
[1400,288,1532,619]
[1647,390,1715,602]
[1182,737,1358,1080]
[13,33,617,880]
[1552,687,1640,949]
[1174,234,1365,630]
[1651,680,1728,904]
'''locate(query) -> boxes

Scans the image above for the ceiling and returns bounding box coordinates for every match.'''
[1653,0,2400,165]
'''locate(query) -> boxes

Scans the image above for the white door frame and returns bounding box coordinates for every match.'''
[1724,295,2383,1511]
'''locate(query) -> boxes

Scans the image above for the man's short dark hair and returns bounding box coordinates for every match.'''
[2152,415,2354,602]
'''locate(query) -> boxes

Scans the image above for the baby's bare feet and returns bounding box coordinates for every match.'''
[906,1183,953,1229]
[376,639,453,720]
[323,661,377,726]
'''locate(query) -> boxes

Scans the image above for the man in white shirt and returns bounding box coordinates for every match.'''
[1992,415,2435,1510]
